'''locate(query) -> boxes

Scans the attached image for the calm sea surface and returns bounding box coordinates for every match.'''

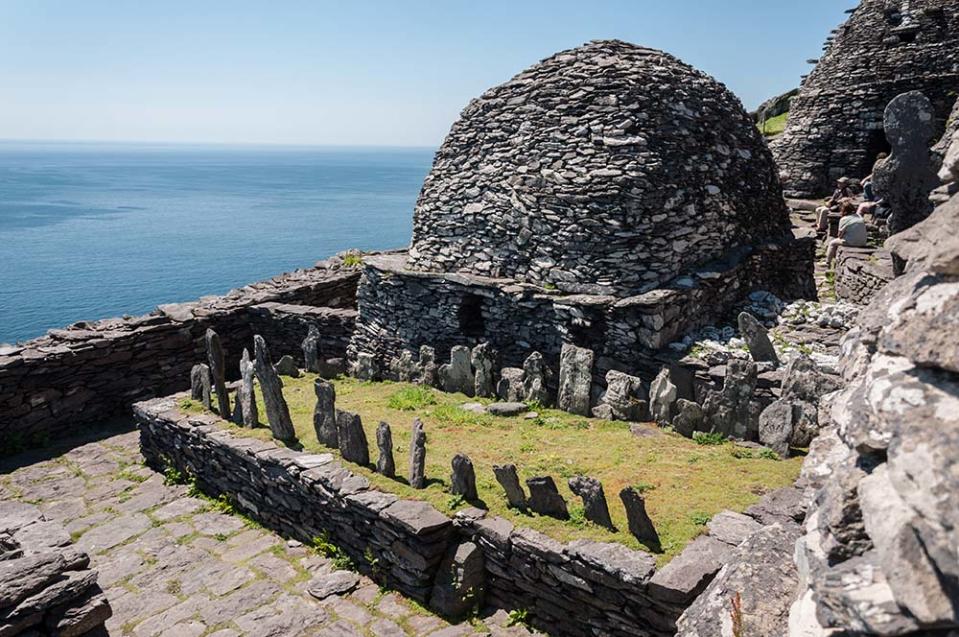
[0,141,434,344]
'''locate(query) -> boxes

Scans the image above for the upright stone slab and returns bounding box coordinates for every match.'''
[234,348,258,428]
[419,345,438,388]
[390,350,418,382]
[522,352,550,405]
[496,367,525,403]
[274,355,300,378]
[620,487,660,548]
[253,335,296,443]
[302,324,321,373]
[205,329,231,420]
[439,346,474,396]
[873,91,939,236]
[602,370,649,422]
[526,476,569,520]
[450,454,478,501]
[649,368,678,424]
[190,363,212,410]
[703,358,758,439]
[336,410,370,466]
[557,344,593,416]
[376,421,395,478]
[313,378,337,448]
[429,541,486,621]
[353,353,377,381]
[493,464,527,510]
[568,476,614,531]
[738,312,780,366]
[470,343,496,398]
[409,418,427,489]
[672,399,704,438]
[758,400,794,457]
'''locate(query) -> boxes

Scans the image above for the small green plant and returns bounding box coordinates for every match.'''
[387,385,437,411]
[507,608,532,628]
[568,505,587,528]
[525,399,545,413]
[447,494,466,510]
[542,282,557,291]
[342,253,363,268]
[758,448,780,461]
[163,465,187,486]
[432,405,493,428]
[633,482,656,494]
[312,532,354,570]
[730,447,755,459]
[691,511,711,526]
[214,532,229,542]
[692,432,727,446]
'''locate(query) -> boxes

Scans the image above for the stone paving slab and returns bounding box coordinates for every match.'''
[1,427,538,637]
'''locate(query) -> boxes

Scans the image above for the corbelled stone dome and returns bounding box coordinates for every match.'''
[408,40,791,295]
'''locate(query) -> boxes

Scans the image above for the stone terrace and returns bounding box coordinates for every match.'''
[0,425,535,637]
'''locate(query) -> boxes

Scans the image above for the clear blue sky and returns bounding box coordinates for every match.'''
[0,1,857,147]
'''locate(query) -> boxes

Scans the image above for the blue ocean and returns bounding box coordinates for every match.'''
[0,141,434,344]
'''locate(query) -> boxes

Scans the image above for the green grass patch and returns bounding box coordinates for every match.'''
[757,111,788,137]
[692,432,727,446]
[195,375,801,564]
[387,385,438,411]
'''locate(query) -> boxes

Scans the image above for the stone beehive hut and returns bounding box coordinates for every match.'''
[351,41,815,379]
[773,0,959,198]
[409,40,792,296]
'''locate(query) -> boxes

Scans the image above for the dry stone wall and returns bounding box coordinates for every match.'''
[133,395,787,637]
[0,259,361,453]
[409,39,791,296]
[772,0,959,197]
[247,302,357,365]
[350,240,814,389]
[833,246,895,305]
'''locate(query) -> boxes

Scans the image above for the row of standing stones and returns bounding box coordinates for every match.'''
[189,328,664,549]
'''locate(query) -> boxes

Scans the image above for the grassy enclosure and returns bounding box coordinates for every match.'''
[183,375,801,564]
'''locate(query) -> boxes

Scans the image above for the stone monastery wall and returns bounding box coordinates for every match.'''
[0,259,360,451]
[135,395,799,637]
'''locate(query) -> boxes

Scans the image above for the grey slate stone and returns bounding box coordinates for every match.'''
[492,464,526,510]
[409,418,427,490]
[190,363,212,410]
[620,487,660,548]
[429,541,485,621]
[525,476,569,520]
[274,355,300,378]
[737,311,780,365]
[522,352,550,406]
[312,378,337,448]
[302,324,321,373]
[375,421,395,478]
[450,454,477,502]
[205,329,231,420]
[557,343,593,416]
[252,335,296,443]
[335,410,369,466]
[470,343,496,398]
[234,348,258,428]
[568,476,614,531]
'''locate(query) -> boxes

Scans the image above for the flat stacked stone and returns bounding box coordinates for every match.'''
[0,501,112,636]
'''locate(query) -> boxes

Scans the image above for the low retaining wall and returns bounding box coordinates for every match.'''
[1,260,361,452]
[135,395,794,637]
[834,246,894,305]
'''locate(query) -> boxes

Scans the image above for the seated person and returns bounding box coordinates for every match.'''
[817,177,854,231]
[826,201,869,268]
[862,153,888,202]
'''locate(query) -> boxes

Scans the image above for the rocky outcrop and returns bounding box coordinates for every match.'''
[0,501,111,636]
[785,126,959,634]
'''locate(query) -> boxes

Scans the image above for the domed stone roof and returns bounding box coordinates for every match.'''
[408,40,790,295]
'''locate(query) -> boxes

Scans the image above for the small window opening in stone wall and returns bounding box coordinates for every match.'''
[458,294,486,337]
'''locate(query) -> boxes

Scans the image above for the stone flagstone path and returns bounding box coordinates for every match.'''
[0,426,535,637]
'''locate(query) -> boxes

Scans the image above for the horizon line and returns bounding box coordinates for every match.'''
[0,137,439,151]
